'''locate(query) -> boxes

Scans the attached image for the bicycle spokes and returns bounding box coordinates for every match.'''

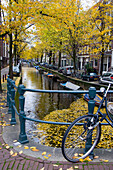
[62,115,101,162]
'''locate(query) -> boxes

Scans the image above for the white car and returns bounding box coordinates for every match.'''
[62,66,74,76]
[13,65,20,76]
[99,72,113,84]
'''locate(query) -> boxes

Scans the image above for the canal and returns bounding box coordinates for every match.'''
[22,67,79,120]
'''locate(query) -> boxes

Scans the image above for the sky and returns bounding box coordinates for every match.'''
[81,0,95,10]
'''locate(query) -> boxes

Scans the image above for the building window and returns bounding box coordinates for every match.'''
[94,59,98,67]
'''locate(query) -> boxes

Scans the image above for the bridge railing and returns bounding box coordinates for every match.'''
[7,76,113,152]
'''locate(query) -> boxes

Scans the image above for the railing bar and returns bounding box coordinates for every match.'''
[24,116,71,125]
[23,116,110,125]
[23,88,89,94]
[12,83,18,89]
[12,105,20,116]
[22,88,113,94]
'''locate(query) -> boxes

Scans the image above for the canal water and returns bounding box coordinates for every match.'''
[22,67,78,120]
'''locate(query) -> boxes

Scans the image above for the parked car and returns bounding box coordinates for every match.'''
[34,65,39,69]
[58,67,65,73]
[62,66,74,76]
[82,72,100,81]
[99,72,113,84]
[13,65,20,76]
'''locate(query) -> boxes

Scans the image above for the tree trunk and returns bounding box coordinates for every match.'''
[14,30,17,66]
[58,41,62,68]
[100,41,104,75]
[49,50,52,64]
[53,53,55,65]
[41,54,43,63]
[9,33,13,79]
[58,50,61,68]
[73,43,76,73]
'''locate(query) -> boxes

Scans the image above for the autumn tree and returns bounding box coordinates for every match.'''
[86,0,113,74]
[32,0,86,71]
[0,0,38,78]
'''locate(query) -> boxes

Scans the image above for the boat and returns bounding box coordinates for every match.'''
[47,73,54,78]
[60,81,80,90]
[43,71,48,75]
[83,93,102,106]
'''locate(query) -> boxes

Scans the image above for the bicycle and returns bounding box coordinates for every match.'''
[62,82,113,163]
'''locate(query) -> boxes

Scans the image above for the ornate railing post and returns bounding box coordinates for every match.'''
[8,78,12,114]
[85,87,96,159]
[10,80,16,125]
[18,84,29,144]
[6,76,10,107]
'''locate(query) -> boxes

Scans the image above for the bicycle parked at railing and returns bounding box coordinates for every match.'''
[62,82,113,163]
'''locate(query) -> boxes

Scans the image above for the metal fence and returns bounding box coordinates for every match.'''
[7,76,112,152]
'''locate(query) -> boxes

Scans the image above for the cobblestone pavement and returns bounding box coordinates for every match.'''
[0,81,113,169]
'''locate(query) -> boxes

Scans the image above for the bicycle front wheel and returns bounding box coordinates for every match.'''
[62,115,101,163]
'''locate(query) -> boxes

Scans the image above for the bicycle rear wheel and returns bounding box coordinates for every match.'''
[62,115,101,163]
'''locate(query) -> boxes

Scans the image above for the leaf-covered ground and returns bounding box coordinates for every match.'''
[36,98,113,148]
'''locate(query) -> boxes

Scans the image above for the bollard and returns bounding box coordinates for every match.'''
[18,84,29,144]
[10,80,16,125]
[8,79,12,114]
[84,87,96,159]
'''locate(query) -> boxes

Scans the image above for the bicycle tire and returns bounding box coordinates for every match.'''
[62,115,101,163]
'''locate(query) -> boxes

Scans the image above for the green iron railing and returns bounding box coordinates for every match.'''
[7,76,113,156]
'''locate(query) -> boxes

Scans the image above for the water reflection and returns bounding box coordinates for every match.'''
[22,67,78,120]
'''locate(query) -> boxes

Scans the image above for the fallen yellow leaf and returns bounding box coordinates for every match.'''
[44,156,48,159]
[79,158,84,162]
[13,140,17,143]
[48,154,52,157]
[24,146,29,149]
[2,123,6,126]
[0,147,2,150]
[10,150,14,155]
[67,167,73,170]
[72,156,78,159]
[53,164,58,167]
[74,153,78,157]
[42,152,46,155]
[40,168,44,170]
[6,146,10,149]
[17,145,22,148]
[31,148,39,152]
[79,153,83,156]
[30,146,36,149]
[104,160,109,162]
[84,157,92,162]
[12,152,17,157]
[94,156,99,159]
[5,144,8,146]
[19,151,23,154]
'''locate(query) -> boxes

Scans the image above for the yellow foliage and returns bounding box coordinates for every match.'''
[36,98,113,149]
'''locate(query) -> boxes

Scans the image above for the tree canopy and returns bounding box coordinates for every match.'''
[0,0,112,74]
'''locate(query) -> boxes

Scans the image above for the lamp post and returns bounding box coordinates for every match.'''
[0,55,2,92]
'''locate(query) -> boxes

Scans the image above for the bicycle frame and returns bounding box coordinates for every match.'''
[95,83,113,127]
